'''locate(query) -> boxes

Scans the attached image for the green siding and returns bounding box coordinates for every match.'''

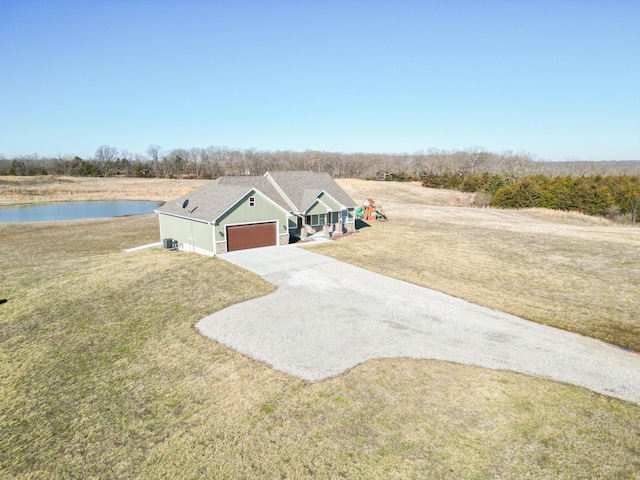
[159,214,214,254]
[306,200,332,215]
[215,190,288,239]
[288,217,297,228]
[317,192,342,210]
[190,220,214,252]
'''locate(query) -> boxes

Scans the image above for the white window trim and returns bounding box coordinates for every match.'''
[306,213,326,226]
[306,212,343,226]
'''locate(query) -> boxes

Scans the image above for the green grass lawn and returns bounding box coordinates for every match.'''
[1,214,639,479]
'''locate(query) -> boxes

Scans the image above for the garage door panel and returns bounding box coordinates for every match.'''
[227,222,277,251]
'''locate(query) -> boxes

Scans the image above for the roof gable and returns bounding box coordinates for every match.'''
[213,187,291,223]
[305,198,332,215]
[156,171,357,221]
[217,176,291,212]
[301,190,343,213]
[266,171,357,211]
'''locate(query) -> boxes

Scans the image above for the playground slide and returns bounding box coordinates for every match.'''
[356,206,364,219]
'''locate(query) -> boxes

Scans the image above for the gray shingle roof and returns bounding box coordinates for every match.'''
[156,171,357,222]
[218,176,291,211]
[155,178,253,222]
[266,171,357,210]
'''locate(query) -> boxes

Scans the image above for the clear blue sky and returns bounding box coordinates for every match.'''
[1,0,639,161]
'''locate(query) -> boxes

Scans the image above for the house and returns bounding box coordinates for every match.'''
[155,171,358,255]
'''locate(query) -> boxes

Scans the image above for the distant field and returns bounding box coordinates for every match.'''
[0,175,208,206]
[1,177,639,479]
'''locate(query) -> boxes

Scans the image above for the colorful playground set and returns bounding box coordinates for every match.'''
[355,198,388,222]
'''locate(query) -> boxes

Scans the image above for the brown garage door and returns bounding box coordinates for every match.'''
[226,222,277,252]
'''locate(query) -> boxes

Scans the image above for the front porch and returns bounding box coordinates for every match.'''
[288,211,356,243]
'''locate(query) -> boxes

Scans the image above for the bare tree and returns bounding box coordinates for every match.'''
[146,144,162,177]
[119,150,135,176]
[50,155,74,175]
[425,148,447,174]
[189,148,211,178]
[94,145,118,176]
[500,150,534,183]
[461,146,488,176]
[205,145,228,178]
[165,149,189,178]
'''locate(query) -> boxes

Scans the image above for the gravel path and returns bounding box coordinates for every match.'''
[196,244,640,404]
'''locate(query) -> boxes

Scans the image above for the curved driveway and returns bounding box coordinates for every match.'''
[196,243,640,404]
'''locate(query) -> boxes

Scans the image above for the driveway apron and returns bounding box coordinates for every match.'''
[196,244,640,404]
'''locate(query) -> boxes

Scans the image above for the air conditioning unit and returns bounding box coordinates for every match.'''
[162,238,173,249]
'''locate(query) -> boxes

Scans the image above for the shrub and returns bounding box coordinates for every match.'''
[422,172,639,220]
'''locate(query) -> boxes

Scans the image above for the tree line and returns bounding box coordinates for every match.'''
[2,144,638,222]
[1,145,639,180]
[422,171,640,222]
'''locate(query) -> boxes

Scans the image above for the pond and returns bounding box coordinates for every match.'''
[0,201,164,222]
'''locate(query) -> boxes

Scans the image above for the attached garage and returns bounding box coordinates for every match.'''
[155,171,357,256]
[226,222,277,252]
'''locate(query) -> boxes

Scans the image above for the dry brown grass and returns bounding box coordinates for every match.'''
[0,175,208,206]
[318,180,640,352]
[340,178,479,207]
[2,178,640,479]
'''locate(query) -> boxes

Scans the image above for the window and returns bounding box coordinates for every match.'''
[306,214,326,226]
[330,211,339,224]
[249,196,255,207]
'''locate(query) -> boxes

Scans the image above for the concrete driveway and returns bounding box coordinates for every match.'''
[196,243,640,404]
